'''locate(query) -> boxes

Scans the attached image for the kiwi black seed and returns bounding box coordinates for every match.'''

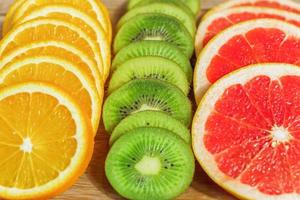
[103,79,192,132]
[118,2,196,37]
[109,110,191,145]
[105,127,195,200]
[114,13,194,58]
[108,56,190,95]
[128,0,201,16]
[112,40,193,83]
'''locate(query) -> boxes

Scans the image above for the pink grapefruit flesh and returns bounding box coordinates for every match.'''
[194,19,300,103]
[193,64,300,200]
[214,0,300,15]
[195,7,300,55]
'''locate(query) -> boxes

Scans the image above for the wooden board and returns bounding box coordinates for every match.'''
[0,0,298,199]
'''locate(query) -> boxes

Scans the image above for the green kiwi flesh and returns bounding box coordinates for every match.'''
[103,79,192,132]
[112,41,192,83]
[114,13,194,58]
[109,110,191,145]
[105,127,195,200]
[108,56,190,95]
[128,0,200,16]
[118,2,196,37]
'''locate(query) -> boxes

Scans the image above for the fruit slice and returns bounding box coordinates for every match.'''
[112,41,192,83]
[194,19,300,104]
[106,127,195,200]
[0,18,104,84]
[108,56,189,95]
[0,41,102,96]
[195,6,300,55]
[4,0,112,42]
[192,63,300,200]
[110,111,191,145]
[2,0,26,36]
[0,56,101,134]
[128,0,200,16]
[118,2,196,37]
[14,5,111,80]
[0,82,93,199]
[114,13,194,58]
[103,79,192,132]
[213,0,300,15]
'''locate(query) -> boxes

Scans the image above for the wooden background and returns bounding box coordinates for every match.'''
[1,0,298,199]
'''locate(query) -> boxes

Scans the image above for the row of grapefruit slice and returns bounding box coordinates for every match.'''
[0,0,111,199]
[193,0,300,199]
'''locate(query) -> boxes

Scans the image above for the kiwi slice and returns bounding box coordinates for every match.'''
[109,110,191,145]
[103,79,192,132]
[114,13,194,58]
[118,2,196,37]
[106,127,195,200]
[128,0,201,16]
[108,56,190,95]
[112,41,193,83]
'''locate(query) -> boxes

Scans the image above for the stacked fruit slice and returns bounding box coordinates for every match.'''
[0,0,111,199]
[193,0,300,200]
[103,0,200,199]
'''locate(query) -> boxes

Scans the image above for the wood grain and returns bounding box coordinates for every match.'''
[0,0,298,199]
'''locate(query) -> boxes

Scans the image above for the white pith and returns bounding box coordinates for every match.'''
[20,137,33,153]
[194,19,300,104]
[192,64,300,200]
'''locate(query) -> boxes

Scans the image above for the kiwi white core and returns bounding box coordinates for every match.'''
[135,156,161,175]
[270,126,291,147]
[20,137,33,153]
[144,36,163,41]
[134,104,161,113]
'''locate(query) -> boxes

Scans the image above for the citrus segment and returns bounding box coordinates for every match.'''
[0,41,102,95]
[0,82,93,199]
[14,5,111,80]
[194,19,300,103]
[9,0,112,42]
[193,64,300,200]
[196,7,300,54]
[0,18,104,82]
[0,56,101,133]
[213,0,300,15]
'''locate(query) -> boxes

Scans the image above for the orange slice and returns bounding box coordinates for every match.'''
[0,56,102,134]
[15,5,111,81]
[0,41,102,96]
[2,0,26,36]
[0,82,93,199]
[0,18,104,84]
[193,63,300,200]
[6,0,112,42]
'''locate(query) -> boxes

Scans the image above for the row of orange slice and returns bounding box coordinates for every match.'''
[192,0,300,200]
[0,0,111,199]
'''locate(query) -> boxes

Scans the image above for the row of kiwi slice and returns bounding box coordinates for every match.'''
[104,0,200,199]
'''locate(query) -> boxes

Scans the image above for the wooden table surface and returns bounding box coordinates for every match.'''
[0,0,298,199]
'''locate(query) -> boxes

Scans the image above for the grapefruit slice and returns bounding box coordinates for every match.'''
[193,63,300,200]
[0,56,101,134]
[4,0,112,42]
[0,82,93,199]
[195,7,300,55]
[213,0,300,14]
[14,5,111,81]
[0,18,104,85]
[0,41,102,96]
[194,19,300,104]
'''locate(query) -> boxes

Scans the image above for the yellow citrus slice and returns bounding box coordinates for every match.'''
[2,0,26,36]
[7,0,112,42]
[0,56,102,134]
[193,63,300,200]
[0,18,104,83]
[0,82,93,199]
[0,41,103,96]
[15,5,111,81]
